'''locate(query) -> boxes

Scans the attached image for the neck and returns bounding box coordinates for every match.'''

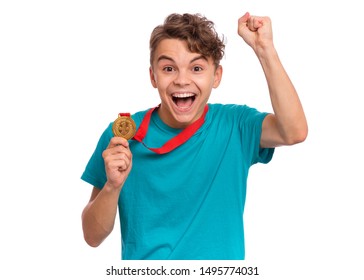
[157,105,207,129]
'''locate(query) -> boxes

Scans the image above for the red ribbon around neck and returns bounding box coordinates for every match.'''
[133,105,208,154]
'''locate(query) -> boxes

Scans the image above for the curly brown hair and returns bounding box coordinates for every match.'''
[149,13,225,68]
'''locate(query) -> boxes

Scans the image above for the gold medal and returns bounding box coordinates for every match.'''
[112,113,136,140]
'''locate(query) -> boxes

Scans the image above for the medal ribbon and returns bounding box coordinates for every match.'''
[133,105,208,154]
[119,113,131,117]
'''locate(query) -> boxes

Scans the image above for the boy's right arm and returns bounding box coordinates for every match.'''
[81,137,132,247]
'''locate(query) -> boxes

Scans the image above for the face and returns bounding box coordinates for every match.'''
[149,39,222,128]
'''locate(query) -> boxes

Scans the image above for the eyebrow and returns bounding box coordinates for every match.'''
[157,54,208,64]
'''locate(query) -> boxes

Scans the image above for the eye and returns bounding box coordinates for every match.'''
[193,66,203,72]
[163,66,174,72]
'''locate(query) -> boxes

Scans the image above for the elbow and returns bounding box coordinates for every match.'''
[284,126,308,146]
[83,232,105,248]
[84,236,100,248]
[286,134,307,146]
[82,217,113,248]
[81,206,113,248]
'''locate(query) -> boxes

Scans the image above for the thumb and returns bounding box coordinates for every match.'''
[238,12,250,26]
[238,12,251,39]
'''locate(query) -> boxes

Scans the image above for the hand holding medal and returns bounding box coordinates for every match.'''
[103,113,135,191]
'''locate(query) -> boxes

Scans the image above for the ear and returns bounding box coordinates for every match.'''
[212,65,223,88]
[149,67,157,88]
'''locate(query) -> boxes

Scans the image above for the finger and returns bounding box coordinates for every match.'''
[106,159,130,172]
[104,152,132,171]
[103,144,132,168]
[253,18,264,30]
[103,145,132,161]
[247,16,263,32]
[118,159,132,172]
[115,157,131,171]
[107,136,129,149]
[238,12,250,26]
[114,153,132,171]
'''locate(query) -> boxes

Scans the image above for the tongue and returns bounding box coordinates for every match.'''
[175,97,193,108]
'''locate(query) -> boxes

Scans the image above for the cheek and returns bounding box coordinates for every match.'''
[196,76,215,90]
[157,76,174,90]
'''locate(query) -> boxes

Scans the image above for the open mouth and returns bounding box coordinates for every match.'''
[172,92,196,109]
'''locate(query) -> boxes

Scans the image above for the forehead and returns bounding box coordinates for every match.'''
[153,39,212,65]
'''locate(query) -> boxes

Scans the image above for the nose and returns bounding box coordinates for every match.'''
[174,69,191,86]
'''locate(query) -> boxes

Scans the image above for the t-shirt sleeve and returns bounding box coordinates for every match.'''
[80,123,114,189]
[238,106,274,166]
[253,113,274,165]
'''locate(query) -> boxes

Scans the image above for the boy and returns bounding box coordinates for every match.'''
[81,11,307,260]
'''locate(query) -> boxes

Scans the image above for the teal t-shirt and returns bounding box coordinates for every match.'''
[81,103,274,260]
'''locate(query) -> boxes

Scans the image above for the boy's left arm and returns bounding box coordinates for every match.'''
[238,12,308,148]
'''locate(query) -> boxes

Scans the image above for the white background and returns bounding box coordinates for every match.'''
[1,0,363,279]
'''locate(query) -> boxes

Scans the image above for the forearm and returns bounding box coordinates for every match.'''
[82,184,120,247]
[258,46,308,144]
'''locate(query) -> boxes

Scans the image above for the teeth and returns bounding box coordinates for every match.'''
[172,92,195,98]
